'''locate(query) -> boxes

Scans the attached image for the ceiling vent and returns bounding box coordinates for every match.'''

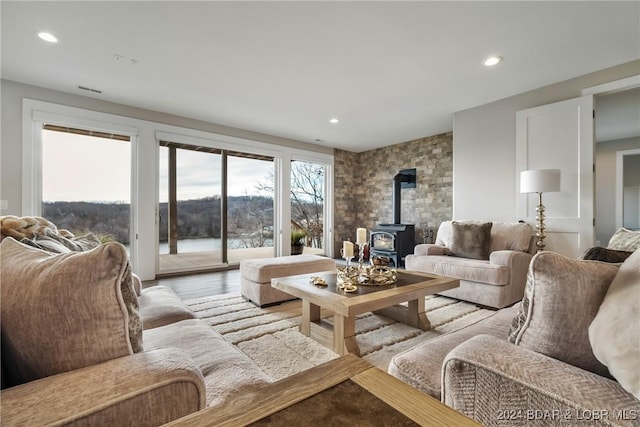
[78,85,102,94]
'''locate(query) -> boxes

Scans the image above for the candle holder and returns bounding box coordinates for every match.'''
[337,256,358,292]
[344,255,353,270]
[357,243,367,271]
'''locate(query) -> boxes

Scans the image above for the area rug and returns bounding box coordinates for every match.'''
[184,292,496,382]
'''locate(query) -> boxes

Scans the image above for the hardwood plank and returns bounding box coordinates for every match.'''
[142,269,241,299]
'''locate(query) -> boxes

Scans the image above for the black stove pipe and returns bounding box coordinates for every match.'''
[393,172,414,224]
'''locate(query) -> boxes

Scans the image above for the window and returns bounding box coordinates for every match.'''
[41,125,131,247]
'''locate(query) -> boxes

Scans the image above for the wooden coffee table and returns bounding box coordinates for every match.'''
[271,270,459,356]
[167,354,480,426]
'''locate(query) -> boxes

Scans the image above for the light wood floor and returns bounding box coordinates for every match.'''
[142,269,241,300]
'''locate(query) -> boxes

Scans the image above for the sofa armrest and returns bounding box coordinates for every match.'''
[414,244,448,256]
[1,348,206,426]
[490,250,532,297]
[443,335,640,427]
[489,249,532,267]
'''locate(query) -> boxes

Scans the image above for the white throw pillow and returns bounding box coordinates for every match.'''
[588,249,640,399]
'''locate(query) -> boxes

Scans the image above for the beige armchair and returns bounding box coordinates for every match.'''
[405,221,533,308]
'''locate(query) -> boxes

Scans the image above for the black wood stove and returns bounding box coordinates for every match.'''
[369,169,416,267]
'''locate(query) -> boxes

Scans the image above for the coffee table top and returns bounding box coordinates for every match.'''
[167,354,480,427]
[271,270,459,317]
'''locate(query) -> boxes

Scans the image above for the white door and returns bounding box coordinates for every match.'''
[516,95,594,258]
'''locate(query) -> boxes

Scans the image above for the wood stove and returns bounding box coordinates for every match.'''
[369,169,416,267]
[369,224,415,267]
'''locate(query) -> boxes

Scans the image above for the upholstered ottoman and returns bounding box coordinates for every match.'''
[240,255,336,306]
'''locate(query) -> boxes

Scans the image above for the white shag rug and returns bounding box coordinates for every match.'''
[184,292,495,382]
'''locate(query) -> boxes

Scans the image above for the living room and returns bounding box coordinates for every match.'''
[2,1,640,425]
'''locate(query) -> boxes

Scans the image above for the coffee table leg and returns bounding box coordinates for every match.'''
[407,298,431,331]
[333,314,359,356]
[301,300,321,336]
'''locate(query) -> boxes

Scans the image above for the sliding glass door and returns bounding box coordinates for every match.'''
[158,142,276,274]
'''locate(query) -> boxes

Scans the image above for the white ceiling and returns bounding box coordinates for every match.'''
[2,1,639,152]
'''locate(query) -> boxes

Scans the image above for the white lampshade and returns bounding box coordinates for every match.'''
[520,169,561,194]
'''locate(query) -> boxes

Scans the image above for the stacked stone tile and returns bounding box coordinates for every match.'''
[333,132,453,254]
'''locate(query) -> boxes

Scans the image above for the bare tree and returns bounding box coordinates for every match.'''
[257,161,324,249]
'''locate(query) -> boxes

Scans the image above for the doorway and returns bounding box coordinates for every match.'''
[617,150,640,231]
[593,85,640,243]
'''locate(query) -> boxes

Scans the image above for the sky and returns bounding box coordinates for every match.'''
[42,130,273,203]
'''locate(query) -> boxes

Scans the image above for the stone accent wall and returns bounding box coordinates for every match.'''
[333,149,359,256]
[333,132,453,254]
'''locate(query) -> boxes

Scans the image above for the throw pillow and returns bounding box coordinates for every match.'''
[448,221,492,260]
[581,246,633,263]
[608,228,640,252]
[508,251,619,377]
[19,234,72,253]
[0,238,142,387]
[589,249,640,399]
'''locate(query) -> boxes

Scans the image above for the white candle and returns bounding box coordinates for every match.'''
[356,228,367,245]
[343,241,354,258]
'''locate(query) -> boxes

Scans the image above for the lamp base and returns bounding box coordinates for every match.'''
[535,192,546,252]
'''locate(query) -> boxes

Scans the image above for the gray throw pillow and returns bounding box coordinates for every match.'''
[448,221,492,260]
[508,251,619,377]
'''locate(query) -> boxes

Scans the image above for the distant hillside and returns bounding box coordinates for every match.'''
[43,195,274,244]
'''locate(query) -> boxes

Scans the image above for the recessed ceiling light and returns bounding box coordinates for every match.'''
[38,32,58,43]
[483,56,502,67]
[329,118,339,124]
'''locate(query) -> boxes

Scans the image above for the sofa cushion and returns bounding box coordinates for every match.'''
[240,254,335,283]
[607,227,640,252]
[388,304,519,399]
[435,221,532,254]
[0,238,142,386]
[589,249,640,399]
[139,285,197,329]
[508,252,619,377]
[405,255,509,286]
[488,222,532,253]
[143,319,270,406]
[448,221,492,260]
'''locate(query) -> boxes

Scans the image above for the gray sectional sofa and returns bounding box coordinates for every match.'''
[390,250,640,426]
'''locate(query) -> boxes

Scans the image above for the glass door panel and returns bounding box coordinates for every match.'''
[290,160,325,255]
[226,154,275,263]
[158,144,222,273]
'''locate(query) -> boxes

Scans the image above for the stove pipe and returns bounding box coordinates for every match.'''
[392,172,414,224]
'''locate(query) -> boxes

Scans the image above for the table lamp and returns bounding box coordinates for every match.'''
[520,169,561,252]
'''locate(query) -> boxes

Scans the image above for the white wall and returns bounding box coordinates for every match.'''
[453,60,640,224]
